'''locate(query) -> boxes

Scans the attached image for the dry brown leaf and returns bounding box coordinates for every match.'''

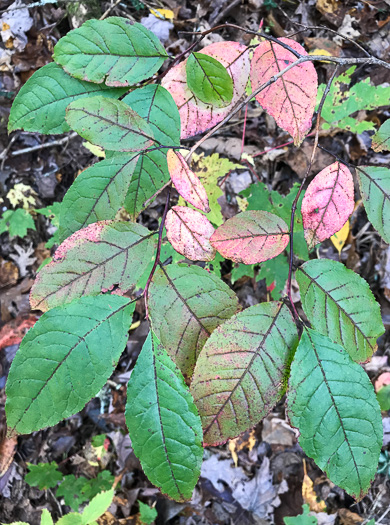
[302,459,327,513]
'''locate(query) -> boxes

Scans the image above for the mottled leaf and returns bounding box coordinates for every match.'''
[165,206,216,261]
[8,63,127,135]
[297,259,384,363]
[125,332,203,501]
[210,210,289,264]
[286,328,382,500]
[191,301,299,445]
[53,18,168,87]
[301,162,354,249]
[30,221,156,312]
[148,264,238,378]
[66,96,155,152]
[122,84,181,147]
[162,42,250,139]
[372,119,390,152]
[6,295,133,434]
[168,150,210,212]
[186,52,233,108]
[59,152,139,242]
[250,38,317,146]
[124,149,170,220]
[356,165,390,244]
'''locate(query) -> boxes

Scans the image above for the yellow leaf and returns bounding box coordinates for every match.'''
[7,183,37,209]
[331,220,349,254]
[302,459,327,512]
[228,429,256,467]
[150,8,174,20]
[83,141,105,158]
[241,152,255,167]
[236,196,248,212]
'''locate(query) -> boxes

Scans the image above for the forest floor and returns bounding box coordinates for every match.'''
[1,0,390,523]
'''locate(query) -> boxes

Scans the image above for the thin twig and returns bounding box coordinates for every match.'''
[100,0,122,20]
[5,132,78,158]
[144,184,172,319]
[286,66,340,322]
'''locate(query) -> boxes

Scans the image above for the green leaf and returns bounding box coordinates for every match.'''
[25,462,63,490]
[6,295,134,434]
[56,514,84,525]
[81,471,114,500]
[377,384,390,411]
[286,328,382,500]
[30,221,156,312]
[317,67,390,133]
[40,509,54,525]
[356,165,390,244]
[58,152,139,242]
[121,84,181,218]
[125,332,203,501]
[138,501,157,525]
[0,209,36,238]
[283,505,317,525]
[66,97,155,152]
[296,259,384,363]
[123,149,170,219]
[53,18,168,87]
[57,475,88,510]
[372,119,390,152]
[257,253,289,300]
[8,62,127,134]
[186,52,233,107]
[147,264,238,378]
[123,84,181,147]
[81,489,115,524]
[191,301,299,446]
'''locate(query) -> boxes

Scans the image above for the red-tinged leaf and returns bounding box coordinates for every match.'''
[165,206,216,262]
[190,301,299,446]
[210,210,289,264]
[250,38,317,146]
[30,221,156,312]
[301,162,354,249]
[162,42,250,139]
[167,150,210,213]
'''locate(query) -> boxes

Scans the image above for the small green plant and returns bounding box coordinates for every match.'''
[4,489,114,525]
[25,461,114,511]
[138,501,158,525]
[0,208,36,238]
[5,16,390,505]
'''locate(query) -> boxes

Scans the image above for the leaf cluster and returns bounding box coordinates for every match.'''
[5,15,390,506]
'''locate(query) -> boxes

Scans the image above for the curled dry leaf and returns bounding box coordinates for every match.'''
[250,38,317,146]
[162,41,250,139]
[167,150,210,212]
[165,206,216,262]
[210,210,290,264]
[301,161,354,249]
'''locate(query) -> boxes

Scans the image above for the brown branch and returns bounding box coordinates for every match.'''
[286,66,340,323]
[144,184,172,319]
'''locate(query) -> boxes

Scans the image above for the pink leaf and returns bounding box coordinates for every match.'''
[167,150,210,212]
[165,206,216,261]
[302,161,354,249]
[250,38,317,146]
[210,210,289,264]
[162,42,250,139]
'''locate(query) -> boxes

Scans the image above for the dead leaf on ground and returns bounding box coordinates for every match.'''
[0,435,17,477]
[0,314,38,351]
[228,429,257,467]
[302,459,326,512]
[338,508,364,524]
[0,257,18,287]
